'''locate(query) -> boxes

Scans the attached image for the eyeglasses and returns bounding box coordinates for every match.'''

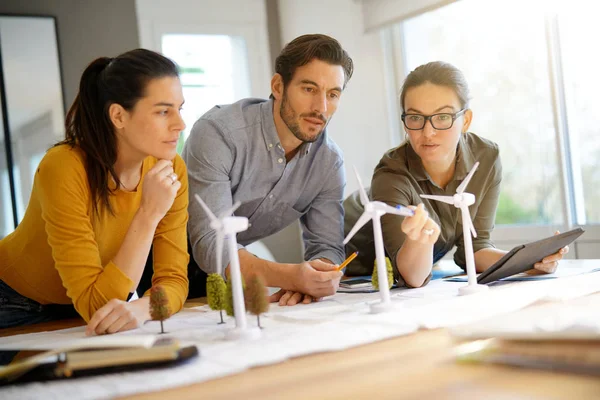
[401,108,467,130]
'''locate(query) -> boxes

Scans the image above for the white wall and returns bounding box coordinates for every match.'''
[0,0,140,108]
[278,0,394,197]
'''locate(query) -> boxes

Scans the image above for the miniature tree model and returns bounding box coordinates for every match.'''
[245,274,269,329]
[206,273,227,324]
[150,285,170,334]
[371,257,393,290]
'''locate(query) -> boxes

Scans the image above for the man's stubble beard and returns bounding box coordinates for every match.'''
[279,91,328,143]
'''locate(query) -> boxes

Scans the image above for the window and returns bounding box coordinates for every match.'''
[558,12,600,224]
[161,34,251,153]
[390,0,598,227]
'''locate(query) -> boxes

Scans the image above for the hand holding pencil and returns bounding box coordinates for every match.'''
[336,251,358,272]
[271,256,357,306]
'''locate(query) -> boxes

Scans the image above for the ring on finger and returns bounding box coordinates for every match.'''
[422,228,434,236]
[168,173,177,184]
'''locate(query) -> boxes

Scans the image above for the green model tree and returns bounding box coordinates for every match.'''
[244,274,269,329]
[371,257,394,290]
[150,285,170,334]
[206,273,227,324]
[224,276,246,317]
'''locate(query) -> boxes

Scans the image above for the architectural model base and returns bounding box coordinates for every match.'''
[370,301,392,314]
[458,283,489,296]
[225,326,262,341]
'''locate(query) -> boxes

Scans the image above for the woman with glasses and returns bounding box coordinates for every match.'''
[343,61,567,288]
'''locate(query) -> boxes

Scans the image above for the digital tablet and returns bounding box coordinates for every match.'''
[477,227,584,284]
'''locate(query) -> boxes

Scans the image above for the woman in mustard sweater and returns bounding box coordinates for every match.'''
[0,49,189,334]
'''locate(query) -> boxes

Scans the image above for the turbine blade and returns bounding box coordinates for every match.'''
[461,205,477,238]
[194,194,218,222]
[457,161,480,194]
[382,204,415,217]
[353,166,369,206]
[216,230,224,275]
[343,212,372,245]
[468,216,477,238]
[420,194,455,205]
[219,201,241,219]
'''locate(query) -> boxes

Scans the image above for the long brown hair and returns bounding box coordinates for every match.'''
[58,49,179,216]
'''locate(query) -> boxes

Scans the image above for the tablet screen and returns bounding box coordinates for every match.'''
[477,228,584,284]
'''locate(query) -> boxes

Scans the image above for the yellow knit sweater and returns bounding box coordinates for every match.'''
[0,145,189,322]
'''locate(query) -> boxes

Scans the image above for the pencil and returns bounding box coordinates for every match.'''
[336,251,358,271]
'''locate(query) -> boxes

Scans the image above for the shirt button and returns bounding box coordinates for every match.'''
[277,158,284,164]
[268,143,273,149]
[269,194,273,199]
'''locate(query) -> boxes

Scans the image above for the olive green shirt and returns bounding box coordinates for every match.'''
[343,132,502,287]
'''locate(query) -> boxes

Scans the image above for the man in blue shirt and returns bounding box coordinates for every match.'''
[183,34,353,306]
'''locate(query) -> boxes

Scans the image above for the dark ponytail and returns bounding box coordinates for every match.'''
[58,49,179,217]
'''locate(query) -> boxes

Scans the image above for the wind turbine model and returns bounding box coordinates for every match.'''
[195,194,261,340]
[344,167,415,313]
[420,161,488,295]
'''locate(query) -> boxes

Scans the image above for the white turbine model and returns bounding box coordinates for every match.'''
[420,161,488,295]
[195,194,261,340]
[344,167,415,313]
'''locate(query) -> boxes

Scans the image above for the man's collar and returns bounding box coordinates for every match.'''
[260,99,279,153]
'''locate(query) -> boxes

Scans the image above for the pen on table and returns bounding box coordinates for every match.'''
[336,251,359,272]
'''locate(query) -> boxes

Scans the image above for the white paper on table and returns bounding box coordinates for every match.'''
[393,279,462,299]
[405,279,555,329]
[542,264,600,301]
[2,268,600,400]
[450,293,600,340]
[0,327,157,351]
[0,302,418,400]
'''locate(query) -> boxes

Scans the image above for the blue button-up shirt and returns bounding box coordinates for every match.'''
[182,98,346,274]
